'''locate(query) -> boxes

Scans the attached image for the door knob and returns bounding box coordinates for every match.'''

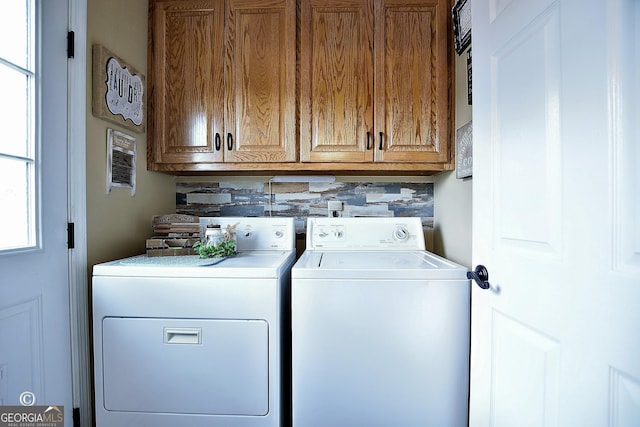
[467,265,490,289]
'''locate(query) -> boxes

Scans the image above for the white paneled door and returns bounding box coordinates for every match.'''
[470,0,640,425]
[0,0,73,422]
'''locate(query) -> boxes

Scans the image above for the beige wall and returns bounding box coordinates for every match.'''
[433,50,473,267]
[86,0,175,269]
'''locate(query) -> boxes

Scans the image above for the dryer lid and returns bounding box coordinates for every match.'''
[93,251,295,278]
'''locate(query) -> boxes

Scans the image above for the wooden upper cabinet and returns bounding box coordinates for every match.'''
[300,0,375,163]
[148,0,296,167]
[149,0,225,164]
[225,0,296,162]
[375,0,450,163]
[148,0,452,172]
[300,0,451,163]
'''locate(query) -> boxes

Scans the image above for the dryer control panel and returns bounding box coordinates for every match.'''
[200,217,295,251]
[306,217,426,251]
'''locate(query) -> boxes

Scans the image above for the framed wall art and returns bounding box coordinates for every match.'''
[107,128,137,196]
[456,121,473,179]
[92,44,146,133]
[452,0,471,55]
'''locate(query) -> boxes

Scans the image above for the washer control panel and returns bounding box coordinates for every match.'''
[306,217,425,251]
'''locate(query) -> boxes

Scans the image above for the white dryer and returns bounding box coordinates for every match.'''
[92,217,295,427]
[291,217,470,427]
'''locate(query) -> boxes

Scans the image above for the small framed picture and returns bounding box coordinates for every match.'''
[452,0,471,55]
[107,128,137,195]
[456,121,473,179]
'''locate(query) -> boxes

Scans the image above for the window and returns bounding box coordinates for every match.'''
[0,0,36,251]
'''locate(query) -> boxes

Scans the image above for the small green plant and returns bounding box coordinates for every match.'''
[193,239,237,258]
[193,221,239,259]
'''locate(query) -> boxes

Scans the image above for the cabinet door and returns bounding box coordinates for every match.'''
[374,0,451,163]
[149,0,225,164]
[300,0,375,162]
[225,0,296,162]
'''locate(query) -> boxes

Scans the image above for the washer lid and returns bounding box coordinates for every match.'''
[93,251,295,278]
[292,250,467,280]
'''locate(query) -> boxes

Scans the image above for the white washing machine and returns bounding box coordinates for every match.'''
[92,217,296,427]
[291,217,470,427]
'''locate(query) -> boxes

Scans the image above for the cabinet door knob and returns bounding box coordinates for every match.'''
[214,133,221,151]
[366,131,372,150]
[378,131,384,150]
[227,133,233,151]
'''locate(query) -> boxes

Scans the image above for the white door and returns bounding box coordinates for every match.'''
[0,0,73,420]
[470,0,640,425]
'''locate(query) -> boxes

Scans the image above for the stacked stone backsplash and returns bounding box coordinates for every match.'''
[176,179,434,234]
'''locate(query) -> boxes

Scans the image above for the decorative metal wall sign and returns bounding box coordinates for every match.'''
[107,128,137,195]
[92,44,146,133]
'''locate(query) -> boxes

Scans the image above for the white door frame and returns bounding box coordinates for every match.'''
[67,0,91,424]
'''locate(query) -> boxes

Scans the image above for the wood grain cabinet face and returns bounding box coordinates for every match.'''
[301,0,451,163]
[148,0,296,167]
[300,0,375,163]
[226,0,296,163]
[148,0,451,173]
[149,0,224,164]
